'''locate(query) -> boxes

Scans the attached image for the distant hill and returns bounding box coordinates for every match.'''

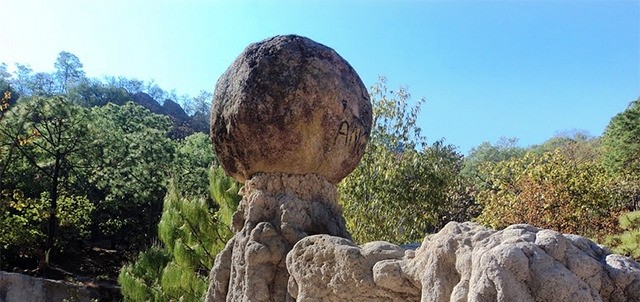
[131,92,209,139]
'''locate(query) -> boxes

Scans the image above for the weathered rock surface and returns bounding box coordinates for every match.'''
[287,222,640,302]
[0,271,92,302]
[205,173,350,302]
[210,35,372,184]
[287,236,420,301]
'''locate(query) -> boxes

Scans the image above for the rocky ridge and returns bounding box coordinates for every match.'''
[287,222,640,302]
[132,92,209,139]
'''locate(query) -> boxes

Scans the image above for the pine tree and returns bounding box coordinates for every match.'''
[605,211,640,260]
[118,245,171,302]
[602,98,640,176]
[119,166,241,301]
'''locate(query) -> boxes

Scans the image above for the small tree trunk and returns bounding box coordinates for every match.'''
[44,155,61,266]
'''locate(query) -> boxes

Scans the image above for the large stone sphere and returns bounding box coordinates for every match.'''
[211,35,372,184]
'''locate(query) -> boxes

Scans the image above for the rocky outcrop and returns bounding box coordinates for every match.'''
[287,222,640,302]
[162,99,189,122]
[132,92,164,113]
[0,271,92,302]
[132,92,209,139]
[205,173,350,302]
[210,35,372,184]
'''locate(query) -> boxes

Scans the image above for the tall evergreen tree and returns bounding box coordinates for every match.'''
[602,98,640,176]
[0,96,94,269]
[12,63,34,96]
[54,51,86,93]
[89,102,176,249]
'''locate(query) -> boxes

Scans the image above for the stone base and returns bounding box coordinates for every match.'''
[205,173,349,302]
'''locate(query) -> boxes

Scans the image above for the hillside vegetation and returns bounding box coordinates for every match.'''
[0,53,217,291]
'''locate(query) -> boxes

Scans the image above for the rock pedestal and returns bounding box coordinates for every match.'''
[205,173,349,301]
[206,35,370,302]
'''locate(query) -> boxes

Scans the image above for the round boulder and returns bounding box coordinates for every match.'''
[211,35,372,184]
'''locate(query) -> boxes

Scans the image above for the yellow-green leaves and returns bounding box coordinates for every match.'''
[476,150,624,240]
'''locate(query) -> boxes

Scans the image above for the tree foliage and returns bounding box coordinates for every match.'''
[339,78,464,244]
[462,137,526,188]
[0,189,94,264]
[157,167,240,300]
[104,76,145,94]
[88,102,176,249]
[0,96,94,258]
[54,51,86,93]
[118,245,172,302]
[11,63,34,96]
[0,52,219,277]
[0,190,47,255]
[602,98,640,176]
[67,79,133,107]
[171,132,216,196]
[0,63,11,82]
[0,95,194,270]
[530,130,602,162]
[119,166,241,302]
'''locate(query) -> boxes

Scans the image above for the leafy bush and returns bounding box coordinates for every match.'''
[0,190,47,256]
[54,193,95,248]
[476,150,624,240]
[339,78,464,244]
[0,189,94,268]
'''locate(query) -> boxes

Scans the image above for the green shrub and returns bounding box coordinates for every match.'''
[476,150,623,240]
[339,78,464,244]
[605,211,640,260]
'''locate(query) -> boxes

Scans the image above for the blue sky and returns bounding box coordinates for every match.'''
[3,0,639,154]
